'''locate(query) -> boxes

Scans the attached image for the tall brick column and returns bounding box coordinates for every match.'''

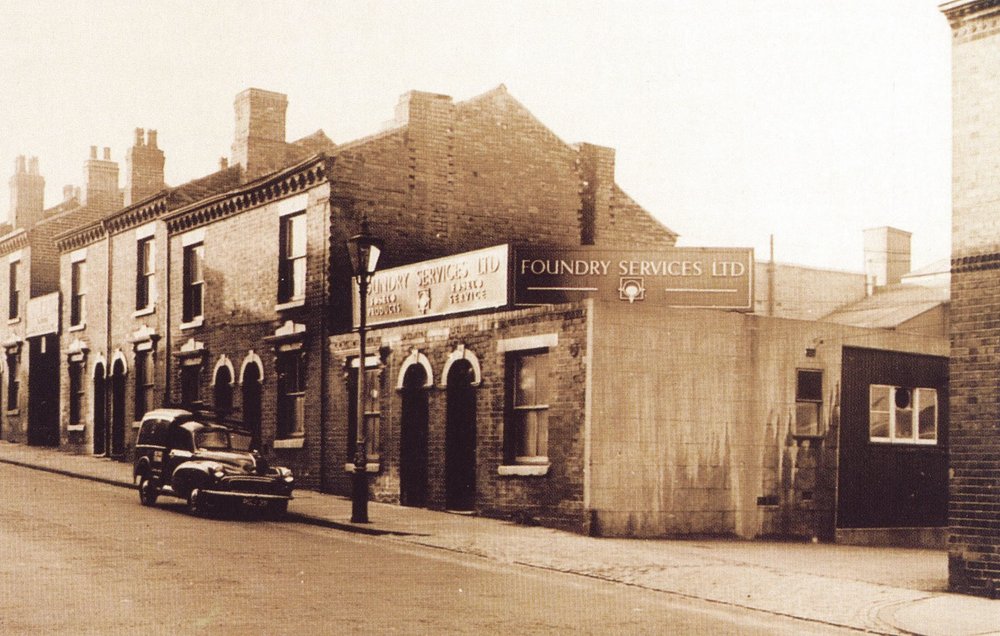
[941,0,1000,599]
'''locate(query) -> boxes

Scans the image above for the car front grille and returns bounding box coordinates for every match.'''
[224,476,288,495]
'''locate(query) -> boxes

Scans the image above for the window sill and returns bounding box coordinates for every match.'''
[132,421,142,429]
[5,409,18,416]
[133,306,156,318]
[791,433,825,447]
[869,438,938,446]
[7,317,19,325]
[67,424,85,432]
[273,436,305,449]
[68,322,86,332]
[498,464,550,477]
[343,462,381,473]
[180,316,204,330]
[275,298,306,312]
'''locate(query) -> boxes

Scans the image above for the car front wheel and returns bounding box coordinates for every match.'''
[138,476,158,507]
[187,487,207,516]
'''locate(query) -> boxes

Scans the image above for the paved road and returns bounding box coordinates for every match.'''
[0,464,862,635]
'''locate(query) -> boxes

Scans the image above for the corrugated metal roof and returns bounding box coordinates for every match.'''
[821,283,948,329]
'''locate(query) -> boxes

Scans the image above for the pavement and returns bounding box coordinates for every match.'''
[0,441,995,636]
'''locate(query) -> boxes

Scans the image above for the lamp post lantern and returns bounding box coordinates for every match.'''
[346,219,383,523]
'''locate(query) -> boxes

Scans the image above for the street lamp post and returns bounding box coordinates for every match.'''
[347,219,383,523]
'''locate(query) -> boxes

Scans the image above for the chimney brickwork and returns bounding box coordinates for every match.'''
[578,143,616,246]
[81,146,122,213]
[125,128,165,206]
[231,88,288,179]
[9,155,45,229]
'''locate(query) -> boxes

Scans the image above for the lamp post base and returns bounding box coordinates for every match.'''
[351,467,369,523]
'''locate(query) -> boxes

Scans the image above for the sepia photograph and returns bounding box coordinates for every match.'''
[0,1,997,633]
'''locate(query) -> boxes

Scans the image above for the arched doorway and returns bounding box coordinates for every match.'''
[110,358,127,458]
[241,362,262,451]
[213,365,233,422]
[92,362,106,455]
[399,365,429,507]
[445,360,477,511]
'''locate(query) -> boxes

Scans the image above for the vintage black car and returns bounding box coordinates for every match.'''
[133,408,294,516]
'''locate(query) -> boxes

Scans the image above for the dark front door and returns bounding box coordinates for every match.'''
[399,365,429,507]
[445,360,476,511]
[241,364,262,450]
[93,363,106,455]
[110,359,127,458]
[27,335,59,447]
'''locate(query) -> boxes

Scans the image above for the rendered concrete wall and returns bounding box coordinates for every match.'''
[586,300,947,539]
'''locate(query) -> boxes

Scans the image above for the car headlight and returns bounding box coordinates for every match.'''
[283,475,294,483]
[213,469,225,479]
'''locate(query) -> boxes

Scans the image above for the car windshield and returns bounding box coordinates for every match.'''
[195,429,231,451]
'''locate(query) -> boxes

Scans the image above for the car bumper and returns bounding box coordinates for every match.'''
[202,490,292,501]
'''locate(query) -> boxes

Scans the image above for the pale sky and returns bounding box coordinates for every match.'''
[0,0,952,272]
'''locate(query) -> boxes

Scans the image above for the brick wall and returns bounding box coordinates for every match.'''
[58,236,109,453]
[327,304,591,532]
[165,175,332,489]
[943,1,1000,599]
[329,87,676,280]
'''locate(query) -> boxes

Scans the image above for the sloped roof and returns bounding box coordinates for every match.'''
[164,165,243,208]
[821,283,949,329]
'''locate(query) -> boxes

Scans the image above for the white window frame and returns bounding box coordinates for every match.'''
[70,258,86,328]
[869,384,938,445]
[181,241,205,325]
[278,211,307,304]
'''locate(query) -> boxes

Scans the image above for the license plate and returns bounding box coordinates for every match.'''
[243,497,269,508]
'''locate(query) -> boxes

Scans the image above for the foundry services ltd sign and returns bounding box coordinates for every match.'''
[352,244,510,327]
[514,246,754,311]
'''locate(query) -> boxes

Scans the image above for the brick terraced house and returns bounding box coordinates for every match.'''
[1,85,950,544]
[0,151,114,447]
[941,0,1000,599]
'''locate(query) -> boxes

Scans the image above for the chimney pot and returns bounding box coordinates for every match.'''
[27,157,38,175]
[147,129,158,149]
[63,184,75,201]
[103,147,111,160]
[135,128,145,146]
[219,157,229,170]
[89,146,97,159]
[15,156,25,173]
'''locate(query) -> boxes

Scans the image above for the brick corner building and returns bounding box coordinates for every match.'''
[941,0,1000,599]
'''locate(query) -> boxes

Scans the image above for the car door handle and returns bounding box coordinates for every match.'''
[169,450,193,459]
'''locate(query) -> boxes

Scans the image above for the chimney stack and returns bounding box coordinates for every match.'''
[864,226,912,294]
[82,145,122,212]
[231,88,288,180]
[125,127,165,206]
[9,155,45,229]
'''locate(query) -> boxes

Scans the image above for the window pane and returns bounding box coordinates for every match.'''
[519,411,538,458]
[796,370,822,401]
[918,389,937,441]
[895,404,913,440]
[795,402,819,435]
[516,355,536,405]
[870,385,890,412]
[870,411,890,439]
[292,257,306,297]
[290,215,306,257]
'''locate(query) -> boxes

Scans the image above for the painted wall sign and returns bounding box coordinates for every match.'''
[353,245,510,327]
[26,292,60,337]
[514,246,754,310]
